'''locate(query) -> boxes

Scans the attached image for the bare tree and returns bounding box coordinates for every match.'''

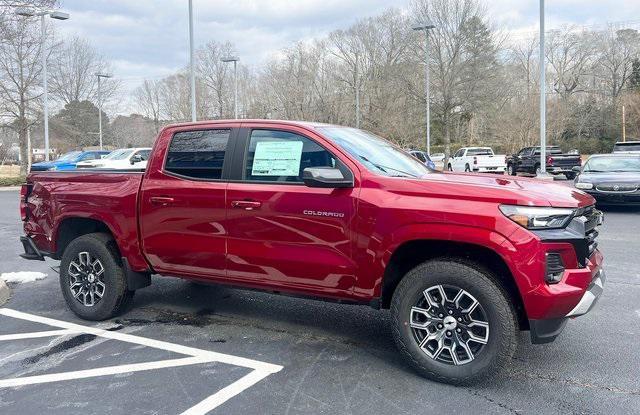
[0,15,45,174]
[48,36,120,105]
[133,79,162,132]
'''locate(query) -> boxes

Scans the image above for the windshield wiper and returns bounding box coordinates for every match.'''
[358,155,419,178]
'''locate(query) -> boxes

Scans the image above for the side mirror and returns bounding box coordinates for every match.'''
[571,166,581,173]
[131,154,143,165]
[302,167,353,188]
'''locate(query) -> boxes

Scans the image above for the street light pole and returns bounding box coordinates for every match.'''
[95,73,112,150]
[539,0,547,175]
[188,0,196,122]
[413,21,436,155]
[15,8,70,162]
[221,56,240,119]
[40,14,49,161]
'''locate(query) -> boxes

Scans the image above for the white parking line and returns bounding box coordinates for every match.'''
[0,329,79,341]
[0,308,283,414]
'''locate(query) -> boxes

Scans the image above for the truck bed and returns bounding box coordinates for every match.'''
[24,170,145,267]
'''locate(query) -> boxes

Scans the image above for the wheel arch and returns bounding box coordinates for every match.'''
[54,217,119,260]
[380,239,529,330]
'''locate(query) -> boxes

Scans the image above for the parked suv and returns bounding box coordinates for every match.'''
[19,120,604,384]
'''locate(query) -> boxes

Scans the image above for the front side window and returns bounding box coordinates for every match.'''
[165,129,230,179]
[244,129,337,183]
[318,127,429,178]
[137,150,151,160]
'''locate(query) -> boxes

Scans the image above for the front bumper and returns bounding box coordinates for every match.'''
[585,191,640,205]
[529,264,605,344]
[473,166,506,173]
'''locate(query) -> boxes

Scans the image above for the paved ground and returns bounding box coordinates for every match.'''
[1,184,639,414]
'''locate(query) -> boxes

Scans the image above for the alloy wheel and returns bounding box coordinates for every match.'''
[68,252,106,307]
[409,284,489,365]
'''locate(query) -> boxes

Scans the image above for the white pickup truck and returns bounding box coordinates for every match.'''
[447,147,506,174]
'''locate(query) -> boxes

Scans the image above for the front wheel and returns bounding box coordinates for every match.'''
[60,233,134,321]
[507,164,516,176]
[564,172,576,180]
[447,164,453,171]
[390,259,517,384]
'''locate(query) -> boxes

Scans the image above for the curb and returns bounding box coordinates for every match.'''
[0,279,10,306]
[0,186,20,192]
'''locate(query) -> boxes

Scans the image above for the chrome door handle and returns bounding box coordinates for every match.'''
[150,196,175,206]
[231,200,262,210]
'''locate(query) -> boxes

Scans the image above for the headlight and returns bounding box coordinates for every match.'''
[575,182,593,190]
[499,205,575,230]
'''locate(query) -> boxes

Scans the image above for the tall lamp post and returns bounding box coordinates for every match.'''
[188,0,196,122]
[538,0,548,176]
[413,21,436,155]
[95,73,112,150]
[221,56,240,119]
[15,8,70,162]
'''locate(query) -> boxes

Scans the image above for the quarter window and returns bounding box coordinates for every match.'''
[165,129,230,179]
[244,129,337,183]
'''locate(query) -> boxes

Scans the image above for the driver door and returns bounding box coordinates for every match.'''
[225,125,359,298]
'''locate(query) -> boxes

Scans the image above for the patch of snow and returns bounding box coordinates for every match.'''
[1,271,48,283]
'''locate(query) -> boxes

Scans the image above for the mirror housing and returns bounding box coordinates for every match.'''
[130,154,143,165]
[303,167,353,188]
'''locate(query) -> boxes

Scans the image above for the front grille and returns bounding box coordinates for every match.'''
[579,205,602,259]
[595,183,638,193]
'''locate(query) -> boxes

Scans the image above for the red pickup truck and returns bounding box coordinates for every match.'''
[19,120,604,384]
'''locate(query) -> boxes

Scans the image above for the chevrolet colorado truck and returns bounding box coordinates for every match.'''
[19,120,605,384]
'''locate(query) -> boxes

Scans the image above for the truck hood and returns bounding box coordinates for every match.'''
[385,172,595,208]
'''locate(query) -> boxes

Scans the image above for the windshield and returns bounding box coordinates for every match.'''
[613,143,640,152]
[106,149,134,160]
[57,151,82,161]
[467,148,494,156]
[318,127,430,178]
[584,157,640,172]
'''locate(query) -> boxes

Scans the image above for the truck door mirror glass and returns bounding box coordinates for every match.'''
[302,167,353,188]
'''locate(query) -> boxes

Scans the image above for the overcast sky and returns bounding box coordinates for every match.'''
[55,0,640,113]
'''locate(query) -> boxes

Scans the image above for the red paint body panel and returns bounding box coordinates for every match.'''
[22,119,601,323]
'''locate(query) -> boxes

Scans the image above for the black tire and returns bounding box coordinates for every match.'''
[564,172,576,180]
[447,164,453,171]
[60,233,134,321]
[507,164,517,176]
[390,259,517,385]
[464,164,471,172]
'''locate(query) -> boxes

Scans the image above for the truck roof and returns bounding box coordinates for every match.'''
[163,119,337,131]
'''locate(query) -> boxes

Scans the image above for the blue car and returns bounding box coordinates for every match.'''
[30,150,111,172]
[408,150,436,170]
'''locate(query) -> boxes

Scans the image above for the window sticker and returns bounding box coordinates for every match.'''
[251,141,303,176]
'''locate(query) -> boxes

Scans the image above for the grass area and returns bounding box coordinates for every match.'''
[0,176,25,187]
[0,165,21,178]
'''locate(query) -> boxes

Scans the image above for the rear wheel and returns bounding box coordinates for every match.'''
[390,259,517,384]
[60,233,133,321]
[464,164,471,172]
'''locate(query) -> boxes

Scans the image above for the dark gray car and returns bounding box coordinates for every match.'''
[574,154,640,205]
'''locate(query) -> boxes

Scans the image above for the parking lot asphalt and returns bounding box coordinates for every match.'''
[1,184,639,414]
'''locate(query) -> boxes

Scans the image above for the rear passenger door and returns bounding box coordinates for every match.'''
[225,125,358,298]
[139,126,236,278]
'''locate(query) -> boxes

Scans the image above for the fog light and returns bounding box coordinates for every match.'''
[545,253,565,283]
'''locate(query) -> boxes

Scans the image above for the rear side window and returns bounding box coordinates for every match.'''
[165,129,230,179]
[244,129,336,183]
